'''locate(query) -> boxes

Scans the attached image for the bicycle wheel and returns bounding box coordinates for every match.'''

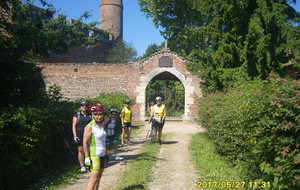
[146,128,155,144]
[145,129,152,143]
[150,127,156,142]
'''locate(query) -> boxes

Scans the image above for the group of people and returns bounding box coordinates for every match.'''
[72,97,166,190]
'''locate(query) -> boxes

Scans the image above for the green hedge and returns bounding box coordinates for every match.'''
[0,92,131,189]
[0,101,76,189]
[86,92,131,114]
[199,74,300,189]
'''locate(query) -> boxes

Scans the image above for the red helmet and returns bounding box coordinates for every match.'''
[91,104,105,113]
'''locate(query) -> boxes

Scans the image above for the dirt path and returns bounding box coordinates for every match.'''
[59,122,204,190]
[59,123,149,190]
[147,122,204,190]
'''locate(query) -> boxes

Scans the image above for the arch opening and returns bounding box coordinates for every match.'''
[145,71,185,119]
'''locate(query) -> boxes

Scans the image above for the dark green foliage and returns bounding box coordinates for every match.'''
[138,43,163,60]
[199,74,300,188]
[146,80,184,117]
[139,0,300,93]
[0,1,111,188]
[87,92,131,115]
[0,101,76,189]
[106,39,138,63]
[0,0,106,107]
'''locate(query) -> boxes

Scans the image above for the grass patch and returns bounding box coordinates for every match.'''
[113,136,164,190]
[190,132,247,190]
[28,163,83,190]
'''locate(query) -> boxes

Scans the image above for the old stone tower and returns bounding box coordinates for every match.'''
[100,0,123,41]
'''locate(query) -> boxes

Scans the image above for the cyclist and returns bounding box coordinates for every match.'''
[121,99,132,145]
[83,104,109,190]
[106,108,123,160]
[72,100,92,172]
[150,96,167,144]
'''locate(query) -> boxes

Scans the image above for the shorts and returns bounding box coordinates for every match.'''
[122,122,132,128]
[106,135,118,145]
[152,119,165,128]
[90,156,108,172]
[76,131,84,146]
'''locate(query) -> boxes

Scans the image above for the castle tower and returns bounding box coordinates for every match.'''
[100,0,123,41]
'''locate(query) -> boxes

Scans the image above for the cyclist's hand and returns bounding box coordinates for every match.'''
[85,157,91,166]
[149,116,154,123]
[74,136,80,143]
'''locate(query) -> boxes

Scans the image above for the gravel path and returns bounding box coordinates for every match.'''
[147,122,205,190]
[58,122,204,190]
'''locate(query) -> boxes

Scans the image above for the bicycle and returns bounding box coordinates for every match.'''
[145,120,157,144]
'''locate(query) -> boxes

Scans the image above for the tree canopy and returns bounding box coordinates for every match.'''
[139,0,300,93]
[139,43,163,60]
[0,0,105,107]
[106,39,138,62]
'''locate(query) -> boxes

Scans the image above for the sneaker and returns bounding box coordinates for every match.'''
[115,155,123,160]
[158,140,162,145]
[80,166,86,172]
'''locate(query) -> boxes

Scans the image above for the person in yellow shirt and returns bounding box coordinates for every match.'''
[121,99,132,145]
[150,96,167,144]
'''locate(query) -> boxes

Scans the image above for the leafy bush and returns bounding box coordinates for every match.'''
[86,92,131,115]
[0,101,76,189]
[198,74,300,188]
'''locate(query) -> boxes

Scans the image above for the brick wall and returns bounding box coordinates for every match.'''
[39,50,203,121]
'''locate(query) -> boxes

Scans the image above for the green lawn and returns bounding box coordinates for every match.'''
[190,132,247,190]
[113,135,165,190]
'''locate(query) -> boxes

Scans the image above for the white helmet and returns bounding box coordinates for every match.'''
[155,96,162,101]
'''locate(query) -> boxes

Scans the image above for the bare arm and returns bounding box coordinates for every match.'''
[83,126,92,157]
[121,109,125,125]
[162,107,167,121]
[72,116,78,137]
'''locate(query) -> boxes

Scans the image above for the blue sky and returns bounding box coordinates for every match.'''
[34,0,164,57]
[34,0,299,57]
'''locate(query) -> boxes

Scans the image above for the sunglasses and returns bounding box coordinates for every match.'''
[94,113,103,116]
[111,113,116,116]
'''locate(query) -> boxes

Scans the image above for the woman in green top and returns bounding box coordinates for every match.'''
[121,99,132,145]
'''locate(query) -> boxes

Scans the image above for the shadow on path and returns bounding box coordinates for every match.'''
[121,184,145,190]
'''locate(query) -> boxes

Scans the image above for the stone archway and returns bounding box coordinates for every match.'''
[39,50,202,121]
[135,67,196,121]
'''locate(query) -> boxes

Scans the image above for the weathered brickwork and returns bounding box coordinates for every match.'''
[100,0,123,41]
[44,43,112,63]
[39,50,203,121]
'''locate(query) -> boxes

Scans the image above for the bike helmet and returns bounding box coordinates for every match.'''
[80,100,89,106]
[155,96,162,101]
[110,108,119,114]
[91,104,105,113]
[124,99,131,104]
